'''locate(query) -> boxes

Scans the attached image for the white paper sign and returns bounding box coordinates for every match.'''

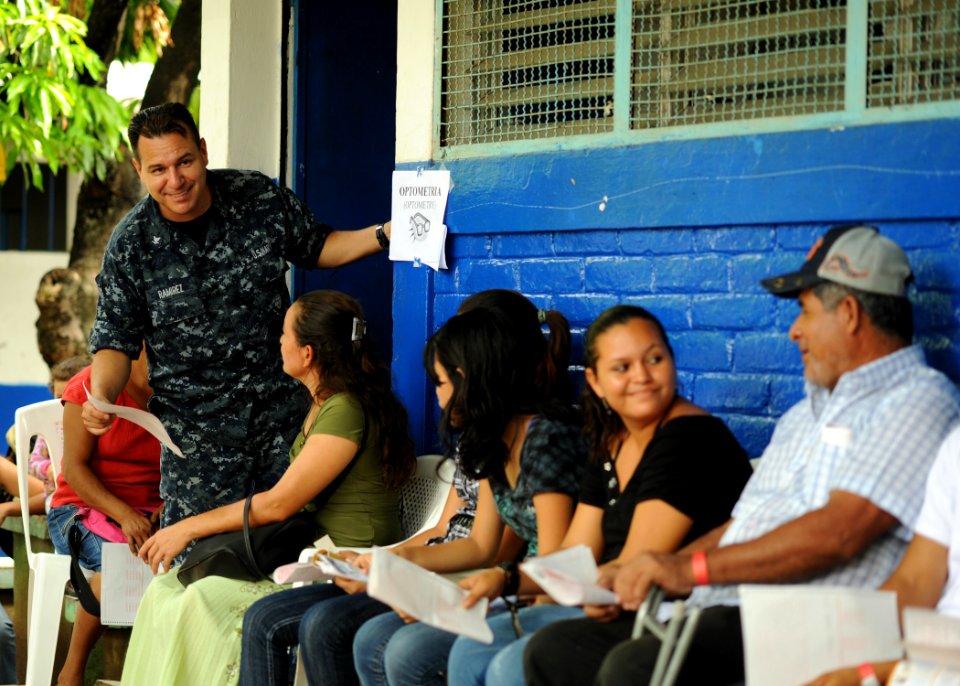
[740,585,902,686]
[390,170,450,271]
[520,545,618,606]
[367,548,493,644]
[84,383,184,457]
[101,542,155,626]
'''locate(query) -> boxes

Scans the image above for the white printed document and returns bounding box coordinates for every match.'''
[739,585,902,686]
[272,553,369,585]
[367,548,493,644]
[101,542,155,626]
[520,545,618,606]
[390,170,450,271]
[84,383,184,457]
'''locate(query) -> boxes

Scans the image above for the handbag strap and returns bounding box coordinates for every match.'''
[68,521,101,617]
[241,491,267,579]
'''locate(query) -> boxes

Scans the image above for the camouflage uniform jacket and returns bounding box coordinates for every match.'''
[89,169,330,515]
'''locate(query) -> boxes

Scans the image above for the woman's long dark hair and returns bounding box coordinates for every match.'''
[292,290,415,490]
[457,289,573,404]
[581,305,675,464]
[425,292,575,479]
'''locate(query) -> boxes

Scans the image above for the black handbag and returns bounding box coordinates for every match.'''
[177,492,317,587]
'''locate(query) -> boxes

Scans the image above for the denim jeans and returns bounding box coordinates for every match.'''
[239,583,343,686]
[0,604,15,685]
[353,613,456,686]
[447,604,583,686]
[47,503,103,571]
[297,591,391,686]
[239,584,391,686]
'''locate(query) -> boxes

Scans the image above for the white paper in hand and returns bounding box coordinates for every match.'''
[367,548,493,644]
[520,545,618,606]
[84,383,184,457]
[739,585,902,686]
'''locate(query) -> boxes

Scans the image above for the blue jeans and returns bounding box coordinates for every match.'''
[0,604,14,684]
[239,585,391,686]
[448,604,584,686]
[354,614,455,686]
[47,504,103,571]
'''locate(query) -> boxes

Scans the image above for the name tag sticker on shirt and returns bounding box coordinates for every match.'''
[821,424,852,448]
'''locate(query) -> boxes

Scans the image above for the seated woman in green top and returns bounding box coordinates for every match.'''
[121,290,415,686]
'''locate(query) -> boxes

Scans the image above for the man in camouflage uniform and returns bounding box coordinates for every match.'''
[82,103,392,528]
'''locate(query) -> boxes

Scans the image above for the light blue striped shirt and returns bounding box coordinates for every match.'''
[694,345,960,608]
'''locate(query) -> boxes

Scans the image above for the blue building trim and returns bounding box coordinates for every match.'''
[400,118,960,233]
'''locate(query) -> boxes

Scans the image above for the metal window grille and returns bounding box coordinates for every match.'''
[630,0,848,129]
[440,0,618,146]
[438,0,960,152]
[866,0,960,107]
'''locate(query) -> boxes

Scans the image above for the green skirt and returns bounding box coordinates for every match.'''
[120,569,285,686]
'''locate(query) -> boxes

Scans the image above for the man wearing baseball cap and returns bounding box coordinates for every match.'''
[524,225,960,686]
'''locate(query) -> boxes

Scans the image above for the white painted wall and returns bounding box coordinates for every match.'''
[201,0,283,177]
[396,1,435,163]
[0,252,69,384]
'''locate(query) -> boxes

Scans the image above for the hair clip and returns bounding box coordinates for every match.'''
[351,317,366,342]
[537,308,548,324]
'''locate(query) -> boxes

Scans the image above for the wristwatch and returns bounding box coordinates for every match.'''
[375,223,389,250]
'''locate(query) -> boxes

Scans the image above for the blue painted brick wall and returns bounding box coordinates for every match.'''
[428,222,960,458]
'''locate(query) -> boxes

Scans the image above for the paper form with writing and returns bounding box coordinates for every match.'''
[390,170,450,271]
[883,607,960,684]
[519,545,618,606]
[101,542,155,626]
[739,585,902,686]
[84,383,183,457]
[367,548,493,644]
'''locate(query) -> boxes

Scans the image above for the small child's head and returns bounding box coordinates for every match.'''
[49,354,93,398]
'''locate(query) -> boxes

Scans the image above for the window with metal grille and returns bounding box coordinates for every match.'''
[437,0,960,152]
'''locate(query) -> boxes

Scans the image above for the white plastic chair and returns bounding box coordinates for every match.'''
[398,454,454,540]
[15,398,71,686]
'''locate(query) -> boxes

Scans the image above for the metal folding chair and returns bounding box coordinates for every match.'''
[631,585,703,686]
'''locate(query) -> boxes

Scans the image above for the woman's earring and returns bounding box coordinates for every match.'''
[601,398,612,415]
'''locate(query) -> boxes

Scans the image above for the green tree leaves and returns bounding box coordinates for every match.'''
[0,0,133,188]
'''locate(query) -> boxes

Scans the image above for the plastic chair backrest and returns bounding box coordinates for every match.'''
[15,399,64,564]
[399,454,454,540]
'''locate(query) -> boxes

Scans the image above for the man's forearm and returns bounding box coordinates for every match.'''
[90,349,132,403]
[703,493,897,585]
[316,222,388,268]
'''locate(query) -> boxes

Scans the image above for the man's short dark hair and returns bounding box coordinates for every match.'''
[812,282,914,343]
[128,103,201,160]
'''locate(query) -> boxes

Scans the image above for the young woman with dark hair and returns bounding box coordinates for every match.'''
[517,305,754,686]
[119,290,414,686]
[351,304,585,686]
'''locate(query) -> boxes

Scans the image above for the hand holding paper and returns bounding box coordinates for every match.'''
[367,548,494,644]
[520,545,618,606]
[84,383,183,457]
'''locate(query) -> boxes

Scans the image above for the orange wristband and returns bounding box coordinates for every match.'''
[858,663,880,686]
[691,550,710,586]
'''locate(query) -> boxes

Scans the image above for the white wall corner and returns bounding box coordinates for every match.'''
[396,0,436,164]
[200,0,283,178]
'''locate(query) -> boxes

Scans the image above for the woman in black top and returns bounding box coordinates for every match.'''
[447,304,753,686]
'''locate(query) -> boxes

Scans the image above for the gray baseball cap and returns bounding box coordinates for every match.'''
[762,225,913,298]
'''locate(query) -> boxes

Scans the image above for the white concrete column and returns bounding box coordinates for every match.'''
[396,0,436,164]
[200,0,283,177]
